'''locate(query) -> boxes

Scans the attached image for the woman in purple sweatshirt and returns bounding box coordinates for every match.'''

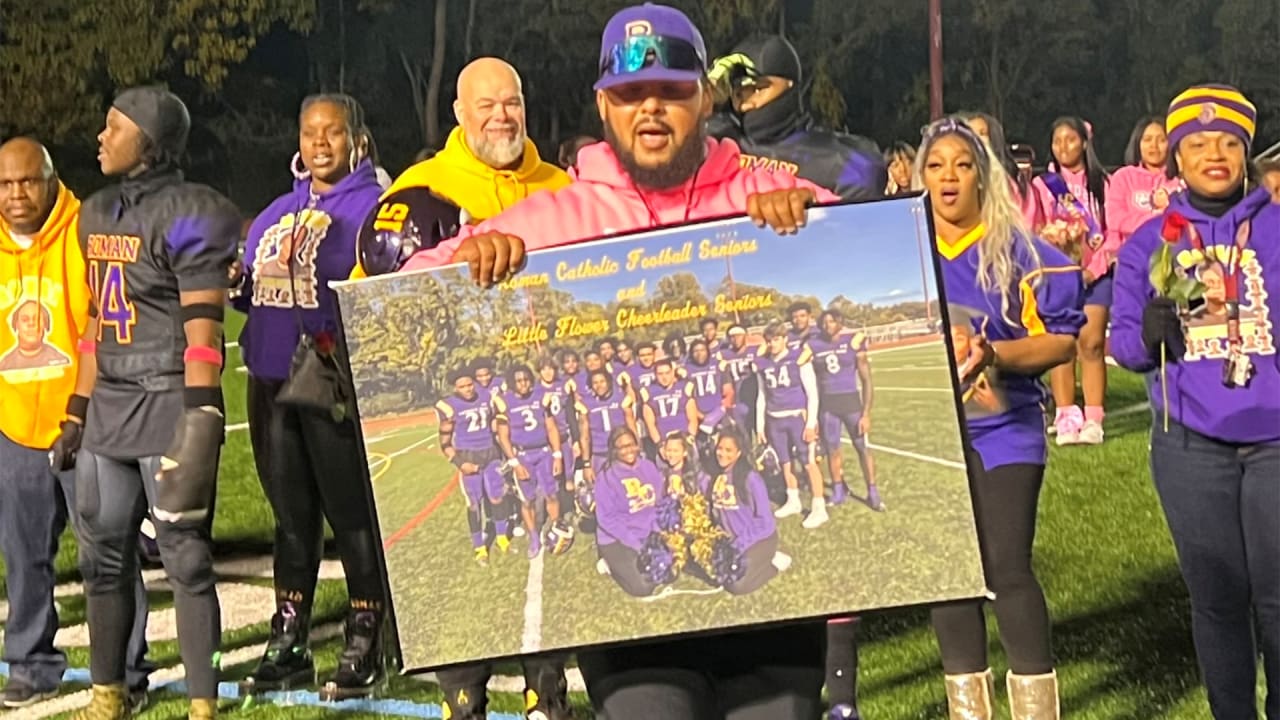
[703,430,787,595]
[918,116,1085,719]
[1111,85,1278,719]
[596,426,669,597]
[230,94,385,699]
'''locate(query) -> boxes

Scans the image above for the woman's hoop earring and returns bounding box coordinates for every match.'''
[291,152,310,181]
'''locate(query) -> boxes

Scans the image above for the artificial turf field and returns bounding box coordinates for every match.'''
[1,310,1265,718]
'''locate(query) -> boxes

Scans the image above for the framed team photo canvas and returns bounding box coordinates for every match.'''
[332,197,987,672]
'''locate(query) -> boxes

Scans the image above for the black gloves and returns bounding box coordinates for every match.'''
[49,393,89,471]
[1141,297,1187,362]
[154,406,224,523]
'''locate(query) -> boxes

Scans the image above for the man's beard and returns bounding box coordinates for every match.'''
[605,122,706,190]
[469,130,525,168]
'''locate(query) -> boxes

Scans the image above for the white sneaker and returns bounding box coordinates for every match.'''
[774,496,803,518]
[596,558,611,576]
[802,503,829,529]
[771,551,793,572]
[512,525,526,538]
[1054,415,1082,446]
[1077,419,1105,445]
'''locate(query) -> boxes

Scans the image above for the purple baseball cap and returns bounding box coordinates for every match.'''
[594,3,707,92]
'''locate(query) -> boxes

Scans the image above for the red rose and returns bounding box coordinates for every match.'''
[314,330,335,355]
[1160,212,1188,244]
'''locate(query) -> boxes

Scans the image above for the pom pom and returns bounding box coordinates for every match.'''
[637,531,677,586]
[656,495,683,533]
[710,536,745,587]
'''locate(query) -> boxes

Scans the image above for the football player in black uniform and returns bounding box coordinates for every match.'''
[72,86,239,720]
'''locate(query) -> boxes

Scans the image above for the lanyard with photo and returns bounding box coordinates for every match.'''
[1187,218,1254,388]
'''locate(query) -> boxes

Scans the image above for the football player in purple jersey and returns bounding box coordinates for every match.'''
[576,368,639,483]
[556,348,588,401]
[595,337,617,366]
[810,309,882,510]
[754,322,828,528]
[786,301,817,351]
[436,369,510,564]
[611,337,636,376]
[472,358,499,400]
[619,341,659,397]
[582,349,608,383]
[662,331,689,364]
[494,365,565,558]
[700,316,723,354]
[718,324,760,434]
[539,355,579,522]
[685,339,735,433]
[640,359,698,452]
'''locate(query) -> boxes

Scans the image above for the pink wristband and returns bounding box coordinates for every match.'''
[183,345,223,366]
[77,339,96,354]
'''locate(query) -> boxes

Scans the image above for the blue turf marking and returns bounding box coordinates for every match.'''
[0,662,525,719]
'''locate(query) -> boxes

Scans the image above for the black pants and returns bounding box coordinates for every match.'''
[931,454,1053,675]
[438,655,569,719]
[599,542,659,598]
[1151,420,1279,720]
[76,450,220,698]
[724,534,779,596]
[578,623,825,720]
[247,377,384,609]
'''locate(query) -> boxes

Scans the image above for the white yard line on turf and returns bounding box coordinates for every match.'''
[367,434,438,470]
[874,365,951,371]
[848,438,966,470]
[875,386,952,393]
[226,341,239,349]
[520,550,545,654]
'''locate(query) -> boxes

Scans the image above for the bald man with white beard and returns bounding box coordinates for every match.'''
[349,57,570,279]
[355,60,573,720]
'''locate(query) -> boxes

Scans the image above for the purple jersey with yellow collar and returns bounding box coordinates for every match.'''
[576,390,632,454]
[641,380,695,438]
[436,393,496,451]
[754,346,812,414]
[683,358,727,414]
[786,324,815,352]
[809,330,867,398]
[718,343,759,395]
[937,225,1085,470]
[535,378,574,434]
[493,390,551,449]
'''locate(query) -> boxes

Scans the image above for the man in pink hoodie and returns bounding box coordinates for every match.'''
[401,5,838,718]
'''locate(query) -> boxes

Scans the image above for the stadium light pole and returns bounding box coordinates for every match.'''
[929,0,943,120]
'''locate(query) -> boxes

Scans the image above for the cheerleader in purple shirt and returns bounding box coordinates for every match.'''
[702,431,791,595]
[919,116,1085,719]
[595,427,668,598]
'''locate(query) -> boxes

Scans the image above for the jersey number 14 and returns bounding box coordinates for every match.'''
[88,260,137,344]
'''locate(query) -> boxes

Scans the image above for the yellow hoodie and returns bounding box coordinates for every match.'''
[350,127,570,278]
[0,183,90,449]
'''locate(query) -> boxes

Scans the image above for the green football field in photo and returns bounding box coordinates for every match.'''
[1,310,1265,718]
[370,340,987,671]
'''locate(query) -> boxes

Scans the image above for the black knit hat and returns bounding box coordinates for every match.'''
[729,35,802,84]
[112,86,191,159]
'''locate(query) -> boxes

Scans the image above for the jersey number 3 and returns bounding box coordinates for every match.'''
[88,260,137,344]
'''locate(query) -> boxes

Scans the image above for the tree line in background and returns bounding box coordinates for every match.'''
[342,267,935,413]
[2,0,1276,211]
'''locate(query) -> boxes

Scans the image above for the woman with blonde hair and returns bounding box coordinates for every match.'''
[917,117,1085,719]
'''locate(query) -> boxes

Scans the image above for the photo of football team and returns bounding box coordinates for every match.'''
[334,201,986,671]
[429,303,886,601]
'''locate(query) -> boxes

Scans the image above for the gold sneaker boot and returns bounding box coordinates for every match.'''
[944,668,995,720]
[1007,670,1060,720]
[70,684,127,720]
[189,697,218,719]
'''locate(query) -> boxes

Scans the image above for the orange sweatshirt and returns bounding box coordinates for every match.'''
[0,183,90,449]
